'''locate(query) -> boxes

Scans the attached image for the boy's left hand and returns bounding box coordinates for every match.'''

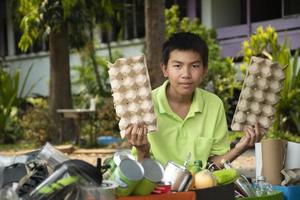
[235,122,266,151]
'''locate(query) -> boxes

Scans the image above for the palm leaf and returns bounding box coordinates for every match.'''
[19,64,34,97]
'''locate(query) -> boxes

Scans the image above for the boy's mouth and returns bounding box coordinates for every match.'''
[179,82,194,88]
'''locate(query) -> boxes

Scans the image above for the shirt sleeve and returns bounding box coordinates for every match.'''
[210,102,230,156]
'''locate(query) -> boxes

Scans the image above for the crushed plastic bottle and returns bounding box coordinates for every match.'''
[0,186,20,200]
[255,176,273,196]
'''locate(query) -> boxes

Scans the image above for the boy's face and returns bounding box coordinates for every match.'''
[161,50,207,97]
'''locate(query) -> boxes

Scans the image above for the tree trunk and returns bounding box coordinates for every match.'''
[49,23,74,143]
[145,0,165,89]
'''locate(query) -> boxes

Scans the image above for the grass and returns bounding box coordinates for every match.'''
[0,141,37,152]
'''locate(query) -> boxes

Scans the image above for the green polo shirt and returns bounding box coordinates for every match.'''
[146,80,230,168]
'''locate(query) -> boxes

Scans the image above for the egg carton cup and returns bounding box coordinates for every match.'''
[231,57,285,131]
[108,55,157,138]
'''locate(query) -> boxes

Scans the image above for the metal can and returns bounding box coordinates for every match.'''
[103,150,135,179]
[109,158,144,197]
[133,158,164,195]
[162,161,192,192]
[152,182,172,194]
[113,150,135,166]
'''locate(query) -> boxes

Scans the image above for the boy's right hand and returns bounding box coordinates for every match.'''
[125,123,149,146]
[125,123,150,160]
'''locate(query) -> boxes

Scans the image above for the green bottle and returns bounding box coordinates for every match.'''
[190,160,203,189]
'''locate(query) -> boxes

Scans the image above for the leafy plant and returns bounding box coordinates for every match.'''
[165,5,241,120]
[240,26,300,139]
[240,26,290,73]
[274,50,300,135]
[0,68,19,141]
[20,97,57,146]
[72,50,123,107]
[97,97,119,136]
[0,64,37,143]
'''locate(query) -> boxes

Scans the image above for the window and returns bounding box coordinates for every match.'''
[102,0,145,43]
[241,0,300,24]
[284,0,300,16]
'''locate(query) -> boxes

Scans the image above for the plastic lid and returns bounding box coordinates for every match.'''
[142,159,164,182]
[256,175,266,181]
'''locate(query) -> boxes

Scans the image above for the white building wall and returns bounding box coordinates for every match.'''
[5,39,144,97]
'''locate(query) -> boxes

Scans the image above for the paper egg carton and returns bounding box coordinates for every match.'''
[108,55,157,138]
[231,56,285,131]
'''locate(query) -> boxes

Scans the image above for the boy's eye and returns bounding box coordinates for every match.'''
[192,64,200,68]
[173,64,180,68]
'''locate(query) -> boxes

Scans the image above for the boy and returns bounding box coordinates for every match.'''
[126,32,264,168]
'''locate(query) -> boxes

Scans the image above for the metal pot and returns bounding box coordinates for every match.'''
[162,161,192,192]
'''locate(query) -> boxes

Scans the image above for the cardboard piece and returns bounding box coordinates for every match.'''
[261,139,287,185]
[284,141,300,170]
[255,143,263,177]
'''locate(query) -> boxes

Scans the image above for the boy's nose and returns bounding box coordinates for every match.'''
[181,67,192,78]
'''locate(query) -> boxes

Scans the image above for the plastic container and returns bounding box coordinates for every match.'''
[37,143,69,169]
[79,180,118,200]
[97,136,122,145]
[240,191,283,200]
[273,185,300,200]
[0,187,20,200]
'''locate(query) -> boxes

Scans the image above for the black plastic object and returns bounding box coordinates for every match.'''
[0,163,27,188]
[58,159,103,185]
[16,161,49,197]
[195,183,235,200]
[26,158,109,200]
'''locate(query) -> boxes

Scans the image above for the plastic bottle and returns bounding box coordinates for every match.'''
[255,176,273,196]
[0,187,20,200]
[189,160,202,189]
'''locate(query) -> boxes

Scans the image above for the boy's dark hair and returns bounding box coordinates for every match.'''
[161,32,208,66]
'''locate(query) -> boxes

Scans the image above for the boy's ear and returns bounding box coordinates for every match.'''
[160,63,168,78]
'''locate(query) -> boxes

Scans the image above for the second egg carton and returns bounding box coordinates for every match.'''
[231,56,285,131]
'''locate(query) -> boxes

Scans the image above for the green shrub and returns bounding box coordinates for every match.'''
[20,97,57,146]
[0,64,37,143]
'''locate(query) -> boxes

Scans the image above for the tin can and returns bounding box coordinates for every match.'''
[110,158,144,197]
[152,183,171,194]
[133,158,164,195]
[103,150,135,179]
[162,161,192,192]
[113,150,135,166]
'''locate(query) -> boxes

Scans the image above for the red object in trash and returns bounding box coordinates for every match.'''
[152,183,171,194]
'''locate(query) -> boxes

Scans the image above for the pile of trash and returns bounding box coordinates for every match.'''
[0,143,116,200]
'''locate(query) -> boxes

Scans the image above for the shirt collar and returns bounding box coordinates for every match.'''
[156,80,204,115]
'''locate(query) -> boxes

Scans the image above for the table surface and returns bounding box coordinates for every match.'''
[57,108,96,113]
[118,191,196,200]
